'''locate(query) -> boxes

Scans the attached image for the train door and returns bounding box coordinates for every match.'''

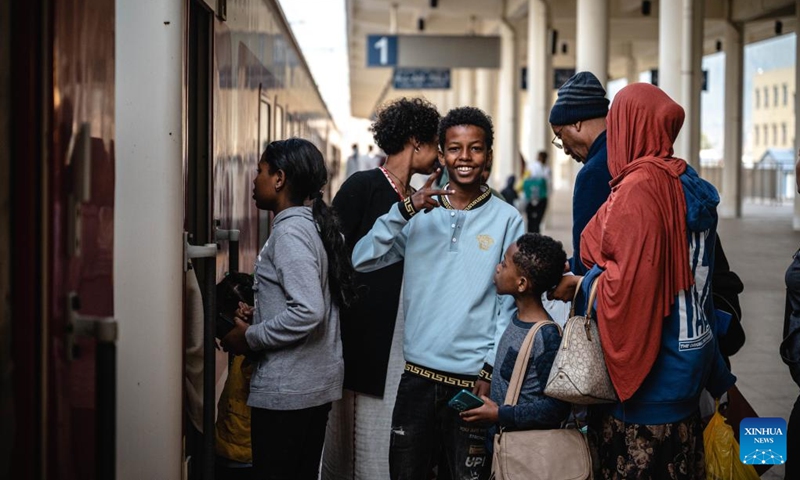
[9,0,118,478]
[257,88,272,247]
[185,1,218,479]
[8,0,47,478]
[49,0,118,479]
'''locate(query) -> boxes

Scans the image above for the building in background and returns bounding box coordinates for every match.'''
[749,67,795,161]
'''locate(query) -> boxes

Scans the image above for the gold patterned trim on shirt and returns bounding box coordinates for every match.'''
[404,362,476,388]
[440,184,492,211]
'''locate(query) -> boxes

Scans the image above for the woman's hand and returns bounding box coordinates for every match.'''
[547,274,582,302]
[221,318,253,356]
[460,396,499,424]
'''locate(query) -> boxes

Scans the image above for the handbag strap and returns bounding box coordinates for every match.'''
[585,279,599,321]
[567,276,600,320]
[503,320,559,406]
[568,276,584,318]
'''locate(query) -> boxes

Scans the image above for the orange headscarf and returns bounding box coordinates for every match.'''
[580,83,694,402]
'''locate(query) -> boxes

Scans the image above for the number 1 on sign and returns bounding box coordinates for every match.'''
[373,36,388,65]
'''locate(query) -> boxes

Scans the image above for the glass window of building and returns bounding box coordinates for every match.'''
[765,87,769,106]
[784,84,789,106]
[774,86,779,107]
[756,89,760,108]
[782,123,787,145]
[755,125,760,145]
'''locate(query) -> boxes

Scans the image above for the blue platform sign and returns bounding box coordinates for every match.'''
[367,35,398,67]
[521,67,575,90]
[393,68,451,89]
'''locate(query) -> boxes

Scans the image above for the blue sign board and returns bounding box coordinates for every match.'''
[367,35,398,67]
[554,68,576,89]
[521,67,576,90]
[392,68,451,89]
[651,69,709,91]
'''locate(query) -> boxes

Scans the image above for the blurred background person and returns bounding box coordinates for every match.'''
[522,151,550,233]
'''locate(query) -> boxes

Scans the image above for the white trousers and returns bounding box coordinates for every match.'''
[321,298,405,480]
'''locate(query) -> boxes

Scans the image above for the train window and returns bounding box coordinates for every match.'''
[275,105,284,140]
[284,114,290,137]
[259,100,271,153]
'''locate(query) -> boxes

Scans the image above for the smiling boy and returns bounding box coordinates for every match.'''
[352,107,524,480]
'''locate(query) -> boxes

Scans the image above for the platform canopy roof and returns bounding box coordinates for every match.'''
[346,0,798,118]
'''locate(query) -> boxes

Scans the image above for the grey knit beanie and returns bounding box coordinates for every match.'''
[548,71,609,126]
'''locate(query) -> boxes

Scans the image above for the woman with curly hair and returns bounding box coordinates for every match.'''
[322,97,441,480]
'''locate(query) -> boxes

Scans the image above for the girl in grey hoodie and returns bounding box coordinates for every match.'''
[222,138,356,480]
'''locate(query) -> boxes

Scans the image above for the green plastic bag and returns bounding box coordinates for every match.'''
[703,403,760,480]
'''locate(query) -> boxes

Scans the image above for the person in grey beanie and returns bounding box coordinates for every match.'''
[548,71,612,275]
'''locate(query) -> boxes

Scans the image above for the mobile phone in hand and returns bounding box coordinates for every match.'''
[216,311,237,340]
[448,389,485,412]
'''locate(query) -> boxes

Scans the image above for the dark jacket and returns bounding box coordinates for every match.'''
[571,131,611,275]
[332,169,405,396]
[783,250,800,387]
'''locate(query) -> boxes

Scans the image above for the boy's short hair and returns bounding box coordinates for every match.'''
[513,233,567,295]
[216,272,255,317]
[438,106,494,152]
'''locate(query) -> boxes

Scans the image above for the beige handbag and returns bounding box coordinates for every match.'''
[492,321,592,480]
[544,278,617,404]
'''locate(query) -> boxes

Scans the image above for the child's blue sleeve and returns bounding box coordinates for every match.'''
[497,325,570,429]
[351,202,409,273]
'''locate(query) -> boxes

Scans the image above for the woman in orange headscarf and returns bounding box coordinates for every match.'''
[551,83,735,478]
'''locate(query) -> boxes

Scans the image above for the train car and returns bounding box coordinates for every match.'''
[4,0,340,478]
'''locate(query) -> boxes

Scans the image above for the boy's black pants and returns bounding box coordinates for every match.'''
[389,372,490,480]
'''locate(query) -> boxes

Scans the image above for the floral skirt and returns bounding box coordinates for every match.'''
[588,411,705,480]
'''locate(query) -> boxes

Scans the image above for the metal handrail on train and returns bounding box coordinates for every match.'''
[66,292,118,480]
[185,235,218,480]
[215,221,240,273]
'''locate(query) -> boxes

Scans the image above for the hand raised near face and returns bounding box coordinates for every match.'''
[409,168,454,213]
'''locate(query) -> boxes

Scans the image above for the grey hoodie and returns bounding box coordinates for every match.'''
[245,206,343,410]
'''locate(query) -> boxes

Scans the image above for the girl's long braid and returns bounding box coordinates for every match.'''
[311,194,357,308]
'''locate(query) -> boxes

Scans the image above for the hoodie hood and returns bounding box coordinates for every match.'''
[680,165,719,233]
[273,205,315,227]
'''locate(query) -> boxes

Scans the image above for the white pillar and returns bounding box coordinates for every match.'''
[794,0,800,229]
[475,69,494,115]
[576,0,608,84]
[458,68,476,107]
[721,22,743,219]
[624,42,638,85]
[445,70,458,111]
[659,0,683,103]
[679,0,703,167]
[115,1,184,479]
[496,21,519,187]
[527,0,549,170]
[573,0,607,193]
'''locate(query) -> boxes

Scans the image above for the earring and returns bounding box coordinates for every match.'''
[414,146,420,152]
[275,185,281,192]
